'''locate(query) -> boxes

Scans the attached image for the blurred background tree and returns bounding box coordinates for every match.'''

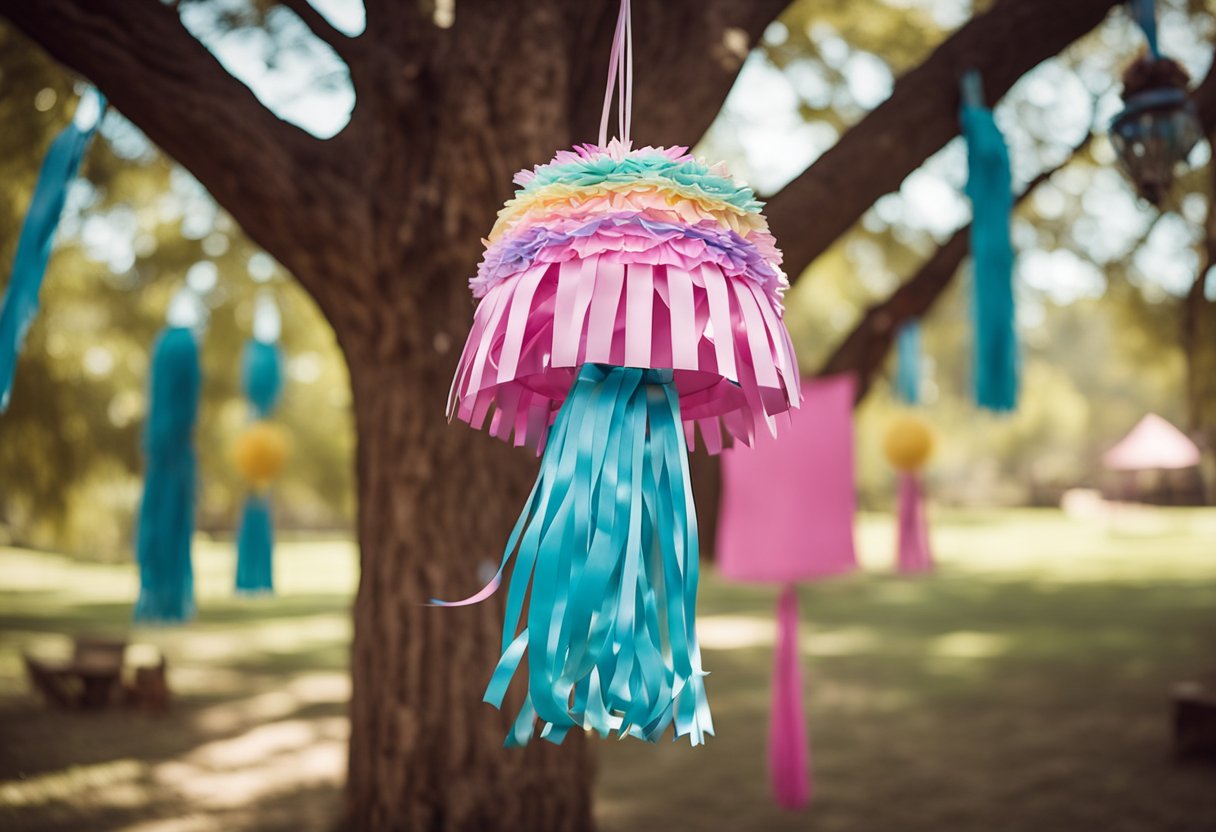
[0,25,355,556]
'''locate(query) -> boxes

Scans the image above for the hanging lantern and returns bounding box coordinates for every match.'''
[1110,60,1202,206]
[438,0,800,747]
[1109,0,1202,206]
[882,414,935,574]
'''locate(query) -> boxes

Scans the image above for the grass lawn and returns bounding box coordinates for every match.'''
[1,508,1215,831]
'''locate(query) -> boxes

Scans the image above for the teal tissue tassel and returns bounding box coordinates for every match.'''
[0,88,105,412]
[961,73,1018,412]
[241,338,283,418]
[895,319,922,406]
[435,364,713,747]
[235,337,283,594]
[235,493,274,594]
[134,326,201,623]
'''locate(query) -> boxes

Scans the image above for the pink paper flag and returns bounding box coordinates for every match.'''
[717,373,859,583]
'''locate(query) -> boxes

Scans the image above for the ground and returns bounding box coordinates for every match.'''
[1,508,1215,832]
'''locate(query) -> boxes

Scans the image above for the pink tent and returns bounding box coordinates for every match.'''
[1103,414,1200,471]
[717,373,859,810]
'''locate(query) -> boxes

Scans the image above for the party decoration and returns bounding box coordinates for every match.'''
[960,70,1018,413]
[134,326,201,623]
[718,373,859,807]
[882,414,935,573]
[895,319,922,406]
[440,0,800,748]
[1109,0,1201,205]
[0,87,104,412]
[233,420,290,486]
[233,294,287,595]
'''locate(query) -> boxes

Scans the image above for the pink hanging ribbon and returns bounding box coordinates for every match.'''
[598,0,634,147]
[896,472,934,573]
[769,583,811,809]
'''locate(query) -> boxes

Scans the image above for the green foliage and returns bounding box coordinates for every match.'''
[0,25,354,557]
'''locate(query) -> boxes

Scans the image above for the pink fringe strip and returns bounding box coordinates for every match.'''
[770,584,811,809]
[896,472,934,573]
[448,256,801,454]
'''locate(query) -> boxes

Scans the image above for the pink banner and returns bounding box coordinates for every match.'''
[716,373,858,583]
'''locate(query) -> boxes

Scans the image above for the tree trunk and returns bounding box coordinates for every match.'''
[346,349,594,831]
[338,5,598,826]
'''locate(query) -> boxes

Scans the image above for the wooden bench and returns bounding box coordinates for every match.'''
[1174,681,1216,761]
[24,637,127,710]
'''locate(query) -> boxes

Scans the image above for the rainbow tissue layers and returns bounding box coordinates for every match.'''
[449,141,801,453]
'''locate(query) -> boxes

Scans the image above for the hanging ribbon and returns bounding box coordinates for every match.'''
[134,326,201,623]
[597,0,634,148]
[895,472,933,573]
[769,584,811,809]
[895,319,922,406]
[960,70,1018,413]
[0,87,105,412]
[1129,0,1161,59]
[435,364,712,747]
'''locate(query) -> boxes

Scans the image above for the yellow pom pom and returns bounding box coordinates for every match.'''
[882,414,935,472]
[232,421,291,487]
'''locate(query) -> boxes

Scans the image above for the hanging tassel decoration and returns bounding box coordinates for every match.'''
[894,319,922,406]
[233,337,287,595]
[134,326,201,623]
[0,87,105,412]
[770,584,811,808]
[960,70,1018,412]
[1129,0,1161,58]
[439,0,801,746]
[895,472,933,573]
[883,414,936,574]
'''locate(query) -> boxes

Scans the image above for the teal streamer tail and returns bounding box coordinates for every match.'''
[895,319,921,406]
[0,89,105,412]
[134,327,201,624]
[235,493,274,594]
[242,339,283,418]
[452,364,713,747]
[962,99,1018,412]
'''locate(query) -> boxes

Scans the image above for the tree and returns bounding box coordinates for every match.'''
[0,0,1167,828]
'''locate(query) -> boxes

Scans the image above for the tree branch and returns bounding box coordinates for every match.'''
[0,0,361,318]
[822,52,1216,403]
[766,0,1122,281]
[279,0,358,57]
